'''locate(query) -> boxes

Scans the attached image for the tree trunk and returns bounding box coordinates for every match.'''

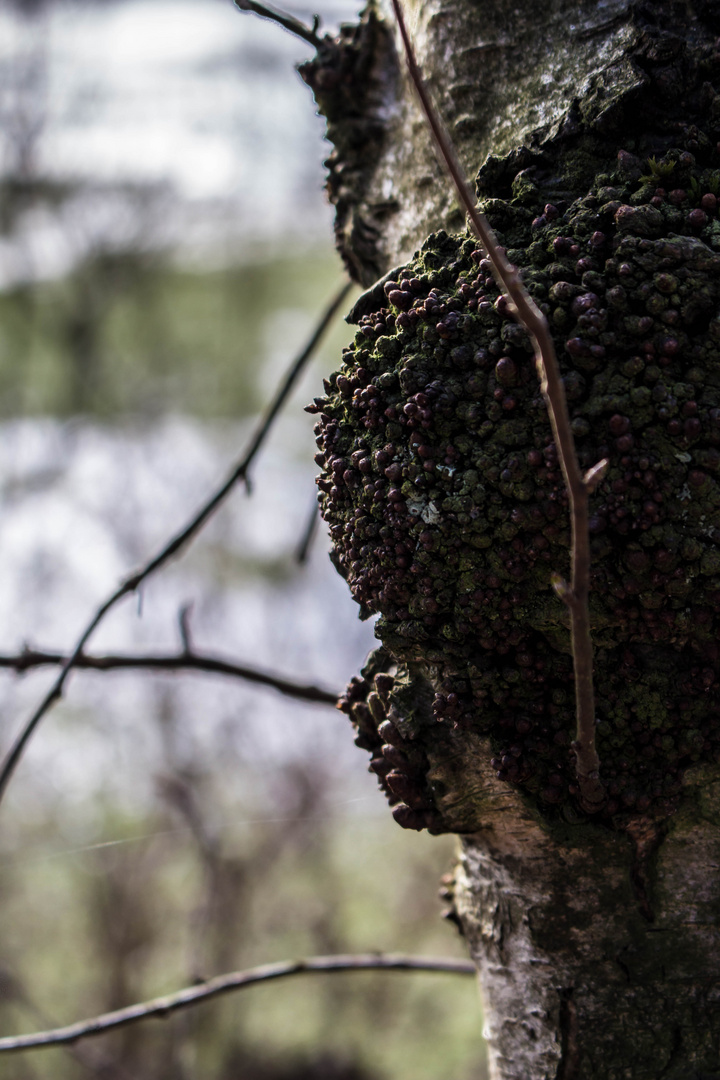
[305,1,720,1076]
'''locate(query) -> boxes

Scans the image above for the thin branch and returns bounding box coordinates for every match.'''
[233,0,324,48]
[295,499,320,564]
[0,967,138,1079]
[178,604,194,655]
[390,0,606,811]
[0,648,339,706]
[0,953,476,1052]
[0,281,352,811]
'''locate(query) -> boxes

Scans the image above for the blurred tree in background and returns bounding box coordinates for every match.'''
[299,0,720,1076]
[18,1,720,1077]
[0,1,485,1078]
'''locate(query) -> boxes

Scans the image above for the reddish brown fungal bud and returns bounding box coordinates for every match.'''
[392,804,425,830]
[655,273,677,294]
[687,208,707,229]
[375,673,394,700]
[495,356,517,385]
[572,292,600,316]
[382,744,410,770]
[609,414,631,435]
[565,337,591,357]
[377,719,402,745]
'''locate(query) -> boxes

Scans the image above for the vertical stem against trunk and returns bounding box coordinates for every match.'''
[390,0,606,811]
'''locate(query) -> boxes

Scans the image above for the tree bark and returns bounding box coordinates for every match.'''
[453,759,720,1079]
[306,1,720,1076]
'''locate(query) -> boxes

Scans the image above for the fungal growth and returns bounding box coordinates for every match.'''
[297,3,398,287]
[309,141,720,831]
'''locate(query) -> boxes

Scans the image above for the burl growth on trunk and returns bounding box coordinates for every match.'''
[304,3,720,837]
[311,143,720,832]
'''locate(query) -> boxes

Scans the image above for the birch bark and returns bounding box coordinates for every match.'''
[311,1,720,1075]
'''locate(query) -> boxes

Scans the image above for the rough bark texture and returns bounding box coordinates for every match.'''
[453,762,720,1079]
[308,0,647,285]
[306,1,720,1076]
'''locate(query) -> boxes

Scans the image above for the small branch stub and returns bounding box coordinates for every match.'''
[584,458,609,493]
[233,0,324,48]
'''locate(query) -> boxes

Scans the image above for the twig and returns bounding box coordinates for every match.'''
[0,281,352,811]
[0,648,339,706]
[178,603,194,654]
[0,953,476,1052]
[390,0,606,811]
[295,499,320,564]
[0,967,137,1079]
[233,0,324,48]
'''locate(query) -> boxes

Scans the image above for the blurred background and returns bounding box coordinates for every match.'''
[0,0,487,1076]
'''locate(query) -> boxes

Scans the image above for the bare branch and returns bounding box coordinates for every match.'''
[0,953,476,1052]
[0,647,339,706]
[0,281,352,811]
[233,0,324,49]
[295,500,320,564]
[178,603,194,655]
[390,0,605,811]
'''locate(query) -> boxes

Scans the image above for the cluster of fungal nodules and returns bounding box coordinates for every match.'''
[310,142,720,828]
[337,650,445,833]
[297,5,396,286]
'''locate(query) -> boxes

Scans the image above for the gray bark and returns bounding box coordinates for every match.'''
[325,0,644,283]
[307,1,720,1076]
[453,758,720,1079]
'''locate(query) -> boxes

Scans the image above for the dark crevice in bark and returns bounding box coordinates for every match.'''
[438,870,465,935]
[573,12,632,41]
[556,988,580,1080]
[629,852,655,923]
[625,819,667,923]
[614,950,631,984]
[657,1026,684,1079]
